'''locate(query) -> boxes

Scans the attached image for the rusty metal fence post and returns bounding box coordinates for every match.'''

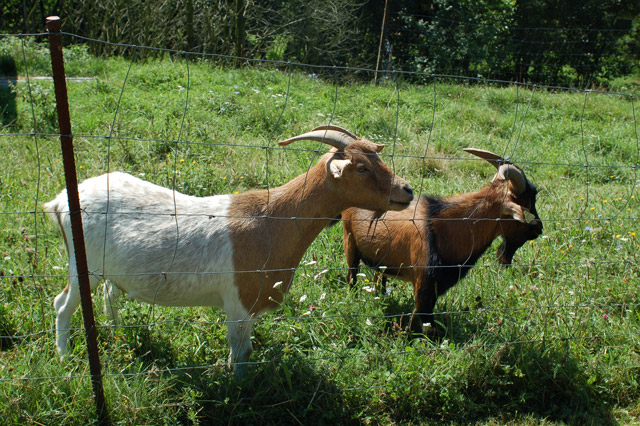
[46,16,109,424]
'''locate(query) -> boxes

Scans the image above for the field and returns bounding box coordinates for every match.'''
[1,40,639,425]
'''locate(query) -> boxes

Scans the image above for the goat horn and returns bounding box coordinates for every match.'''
[278,129,355,150]
[463,148,511,169]
[311,125,358,140]
[313,125,387,153]
[498,164,526,195]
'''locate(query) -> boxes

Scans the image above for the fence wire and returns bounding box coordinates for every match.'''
[0,30,639,413]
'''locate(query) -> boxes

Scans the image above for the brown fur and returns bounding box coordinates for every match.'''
[342,176,542,333]
[230,140,413,316]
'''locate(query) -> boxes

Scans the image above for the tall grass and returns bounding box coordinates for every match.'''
[0,40,639,425]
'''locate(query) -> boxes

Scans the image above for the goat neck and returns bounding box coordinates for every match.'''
[429,183,506,264]
[227,154,347,315]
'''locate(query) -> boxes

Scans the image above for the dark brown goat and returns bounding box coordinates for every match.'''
[341,148,543,333]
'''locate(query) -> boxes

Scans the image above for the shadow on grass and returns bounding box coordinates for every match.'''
[130,337,361,424]
[377,293,617,425]
[101,299,618,425]
[172,357,360,425]
[0,303,19,351]
[0,54,17,127]
[103,319,361,424]
[456,340,617,425]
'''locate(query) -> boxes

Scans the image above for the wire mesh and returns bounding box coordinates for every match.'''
[0,29,638,418]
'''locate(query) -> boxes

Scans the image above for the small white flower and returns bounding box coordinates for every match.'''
[299,294,307,303]
[356,273,366,277]
[314,269,329,279]
[362,286,374,293]
[273,281,283,289]
[305,260,317,266]
[366,318,373,326]
[319,293,326,301]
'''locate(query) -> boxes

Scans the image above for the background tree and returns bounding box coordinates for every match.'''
[1,0,638,87]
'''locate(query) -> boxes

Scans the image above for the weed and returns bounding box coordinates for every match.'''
[0,49,638,425]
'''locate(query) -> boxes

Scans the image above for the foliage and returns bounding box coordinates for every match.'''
[0,0,60,34]
[389,0,640,87]
[0,36,106,77]
[390,0,516,78]
[2,0,639,87]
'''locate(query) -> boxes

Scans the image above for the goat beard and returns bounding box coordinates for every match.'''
[372,209,386,221]
[364,209,388,235]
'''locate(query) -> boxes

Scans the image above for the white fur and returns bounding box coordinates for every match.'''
[46,131,413,376]
[46,173,246,362]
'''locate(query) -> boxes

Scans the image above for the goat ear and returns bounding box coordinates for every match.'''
[501,201,532,223]
[374,143,385,153]
[327,158,352,179]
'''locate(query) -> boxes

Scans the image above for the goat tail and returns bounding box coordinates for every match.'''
[44,189,71,250]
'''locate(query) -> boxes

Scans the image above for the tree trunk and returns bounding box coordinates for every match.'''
[234,0,246,64]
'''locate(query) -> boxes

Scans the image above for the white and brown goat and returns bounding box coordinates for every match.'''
[46,126,414,375]
[341,148,542,333]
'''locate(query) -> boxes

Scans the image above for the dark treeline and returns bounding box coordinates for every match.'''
[1,0,639,87]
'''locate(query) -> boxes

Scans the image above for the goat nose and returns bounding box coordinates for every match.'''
[404,184,414,196]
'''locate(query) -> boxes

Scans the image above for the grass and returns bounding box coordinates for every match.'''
[1,38,639,425]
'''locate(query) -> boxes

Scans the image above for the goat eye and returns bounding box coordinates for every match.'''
[356,165,368,173]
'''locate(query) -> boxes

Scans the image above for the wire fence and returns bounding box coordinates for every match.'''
[0,22,639,422]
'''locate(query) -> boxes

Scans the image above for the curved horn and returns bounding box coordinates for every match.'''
[463,147,511,169]
[278,129,355,150]
[311,125,358,140]
[312,125,387,153]
[498,164,526,195]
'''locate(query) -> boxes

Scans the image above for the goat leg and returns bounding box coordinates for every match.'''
[413,275,451,338]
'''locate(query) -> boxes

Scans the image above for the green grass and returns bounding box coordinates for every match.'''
[1,41,639,425]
